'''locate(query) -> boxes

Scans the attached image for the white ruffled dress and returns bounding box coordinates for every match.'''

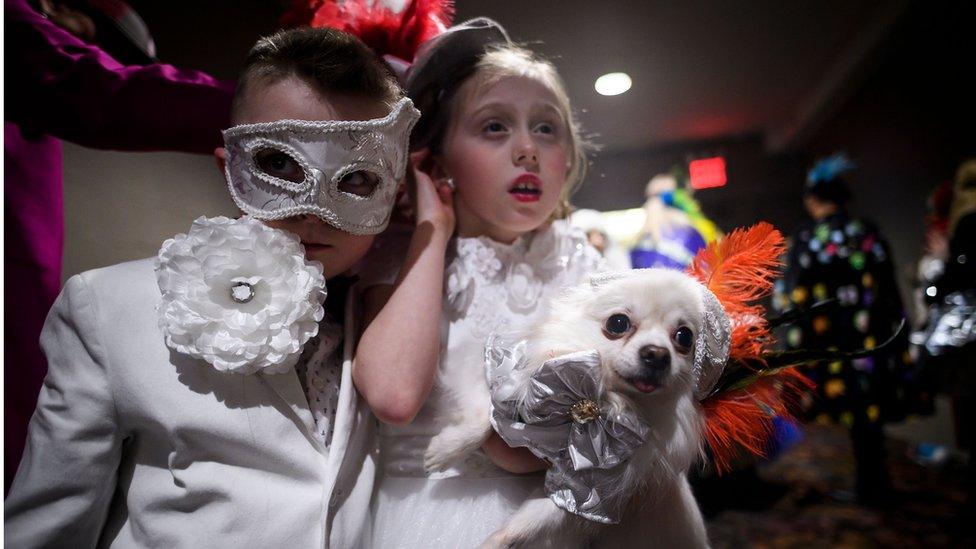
[370,221,603,548]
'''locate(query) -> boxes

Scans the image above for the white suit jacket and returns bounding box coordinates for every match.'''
[5,258,376,548]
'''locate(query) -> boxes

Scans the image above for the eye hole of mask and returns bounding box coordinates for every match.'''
[253,148,306,183]
[338,170,380,197]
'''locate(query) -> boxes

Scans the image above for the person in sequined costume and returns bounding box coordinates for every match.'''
[775,153,929,504]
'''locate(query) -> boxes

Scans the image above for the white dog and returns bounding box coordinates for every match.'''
[425,268,730,548]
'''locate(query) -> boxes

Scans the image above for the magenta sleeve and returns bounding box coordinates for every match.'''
[5,0,235,154]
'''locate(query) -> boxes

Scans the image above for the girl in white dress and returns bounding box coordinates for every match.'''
[356,18,603,548]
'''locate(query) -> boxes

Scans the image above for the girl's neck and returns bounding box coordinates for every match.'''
[455,207,524,245]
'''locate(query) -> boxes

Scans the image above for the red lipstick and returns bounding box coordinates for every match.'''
[508,174,543,203]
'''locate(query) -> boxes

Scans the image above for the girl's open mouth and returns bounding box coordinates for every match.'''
[509,174,542,203]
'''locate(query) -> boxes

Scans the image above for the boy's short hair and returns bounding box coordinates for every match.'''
[231,26,402,122]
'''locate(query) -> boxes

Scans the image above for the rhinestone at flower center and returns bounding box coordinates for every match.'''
[231,281,256,303]
[569,398,599,424]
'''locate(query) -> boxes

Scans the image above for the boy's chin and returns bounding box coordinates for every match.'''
[304,236,375,278]
[305,249,352,278]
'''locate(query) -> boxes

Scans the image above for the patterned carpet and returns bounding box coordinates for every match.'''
[697,425,973,548]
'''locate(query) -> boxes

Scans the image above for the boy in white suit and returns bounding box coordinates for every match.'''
[5,26,452,548]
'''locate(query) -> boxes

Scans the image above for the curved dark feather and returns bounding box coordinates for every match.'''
[711,319,907,395]
[766,299,839,328]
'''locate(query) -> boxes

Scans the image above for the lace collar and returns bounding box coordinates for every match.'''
[444,221,600,320]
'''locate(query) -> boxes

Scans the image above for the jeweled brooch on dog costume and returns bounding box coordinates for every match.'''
[486,338,650,523]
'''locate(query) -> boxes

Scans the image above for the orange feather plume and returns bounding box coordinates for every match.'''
[686,222,813,473]
[702,368,814,474]
[687,221,786,362]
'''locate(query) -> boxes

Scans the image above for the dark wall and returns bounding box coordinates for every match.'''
[799,0,975,308]
[128,0,281,79]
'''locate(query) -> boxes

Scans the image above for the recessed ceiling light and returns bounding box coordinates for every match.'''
[595,72,632,96]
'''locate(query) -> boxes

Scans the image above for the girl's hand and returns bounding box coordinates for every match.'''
[409,149,455,235]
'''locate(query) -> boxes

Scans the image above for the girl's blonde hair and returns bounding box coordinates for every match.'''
[425,44,588,220]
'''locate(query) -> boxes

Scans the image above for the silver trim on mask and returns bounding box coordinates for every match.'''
[222,97,420,235]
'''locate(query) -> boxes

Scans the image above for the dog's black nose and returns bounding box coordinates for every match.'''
[639,345,671,372]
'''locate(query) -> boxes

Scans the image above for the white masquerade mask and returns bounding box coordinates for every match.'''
[222,97,420,235]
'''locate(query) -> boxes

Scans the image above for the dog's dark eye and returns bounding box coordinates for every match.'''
[604,314,631,338]
[673,326,694,353]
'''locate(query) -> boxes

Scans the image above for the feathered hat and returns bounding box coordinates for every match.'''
[282,0,455,78]
[688,222,904,472]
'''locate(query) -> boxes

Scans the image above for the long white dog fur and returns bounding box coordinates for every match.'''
[424,269,726,547]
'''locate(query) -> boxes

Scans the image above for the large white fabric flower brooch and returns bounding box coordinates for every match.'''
[155,216,327,375]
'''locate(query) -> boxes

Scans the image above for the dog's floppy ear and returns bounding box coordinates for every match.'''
[693,285,731,400]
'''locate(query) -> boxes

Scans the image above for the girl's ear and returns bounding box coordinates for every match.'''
[427,153,450,182]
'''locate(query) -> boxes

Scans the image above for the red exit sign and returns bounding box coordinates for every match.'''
[689,157,727,189]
